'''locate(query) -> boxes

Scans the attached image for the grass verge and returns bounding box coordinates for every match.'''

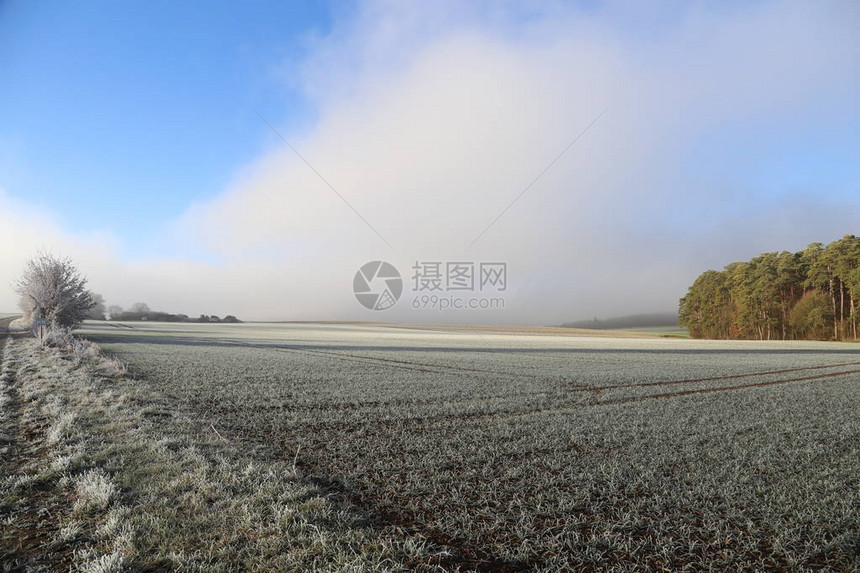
[0,333,448,572]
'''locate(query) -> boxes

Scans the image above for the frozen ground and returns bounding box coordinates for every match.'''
[79,321,860,571]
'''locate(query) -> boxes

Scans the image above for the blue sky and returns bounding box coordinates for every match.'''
[0,1,858,321]
[0,0,330,255]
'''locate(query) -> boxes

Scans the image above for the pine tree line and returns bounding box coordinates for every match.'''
[679,235,860,340]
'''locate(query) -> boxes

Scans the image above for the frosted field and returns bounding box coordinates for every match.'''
[80,321,860,571]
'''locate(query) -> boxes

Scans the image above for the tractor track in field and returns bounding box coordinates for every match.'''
[134,333,541,379]
[230,338,860,397]
[602,367,860,404]
[197,346,860,425]
[594,360,860,391]
[202,387,557,416]
[502,366,860,418]
[220,337,566,383]
[102,330,860,396]
[216,366,860,442]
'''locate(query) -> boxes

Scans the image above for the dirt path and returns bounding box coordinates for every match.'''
[0,316,17,332]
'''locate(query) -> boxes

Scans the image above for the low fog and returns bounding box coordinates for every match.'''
[1,1,858,323]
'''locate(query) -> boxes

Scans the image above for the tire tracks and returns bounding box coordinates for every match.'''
[215,336,565,383]
[603,367,860,405]
[102,329,860,395]
[593,360,860,392]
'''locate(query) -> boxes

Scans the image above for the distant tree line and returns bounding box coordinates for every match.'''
[90,301,241,324]
[562,313,679,330]
[679,235,860,340]
[14,251,240,332]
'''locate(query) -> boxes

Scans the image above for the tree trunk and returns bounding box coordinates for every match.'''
[831,277,838,340]
[781,293,787,340]
[840,280,845,339]
[851,292,857,340]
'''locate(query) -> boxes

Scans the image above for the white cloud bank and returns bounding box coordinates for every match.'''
[2,1,858,323]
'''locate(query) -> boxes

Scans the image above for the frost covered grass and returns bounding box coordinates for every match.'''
[78,321,860,571]
[73,469,118,513]
[0,333,446,572]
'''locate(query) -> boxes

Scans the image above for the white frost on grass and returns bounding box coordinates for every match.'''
[6,331,447,572]
[77,320,860,570]
[46,411,78,445]
[74,469,117,513]
[0,337,12,437]
[78,551,125,573]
